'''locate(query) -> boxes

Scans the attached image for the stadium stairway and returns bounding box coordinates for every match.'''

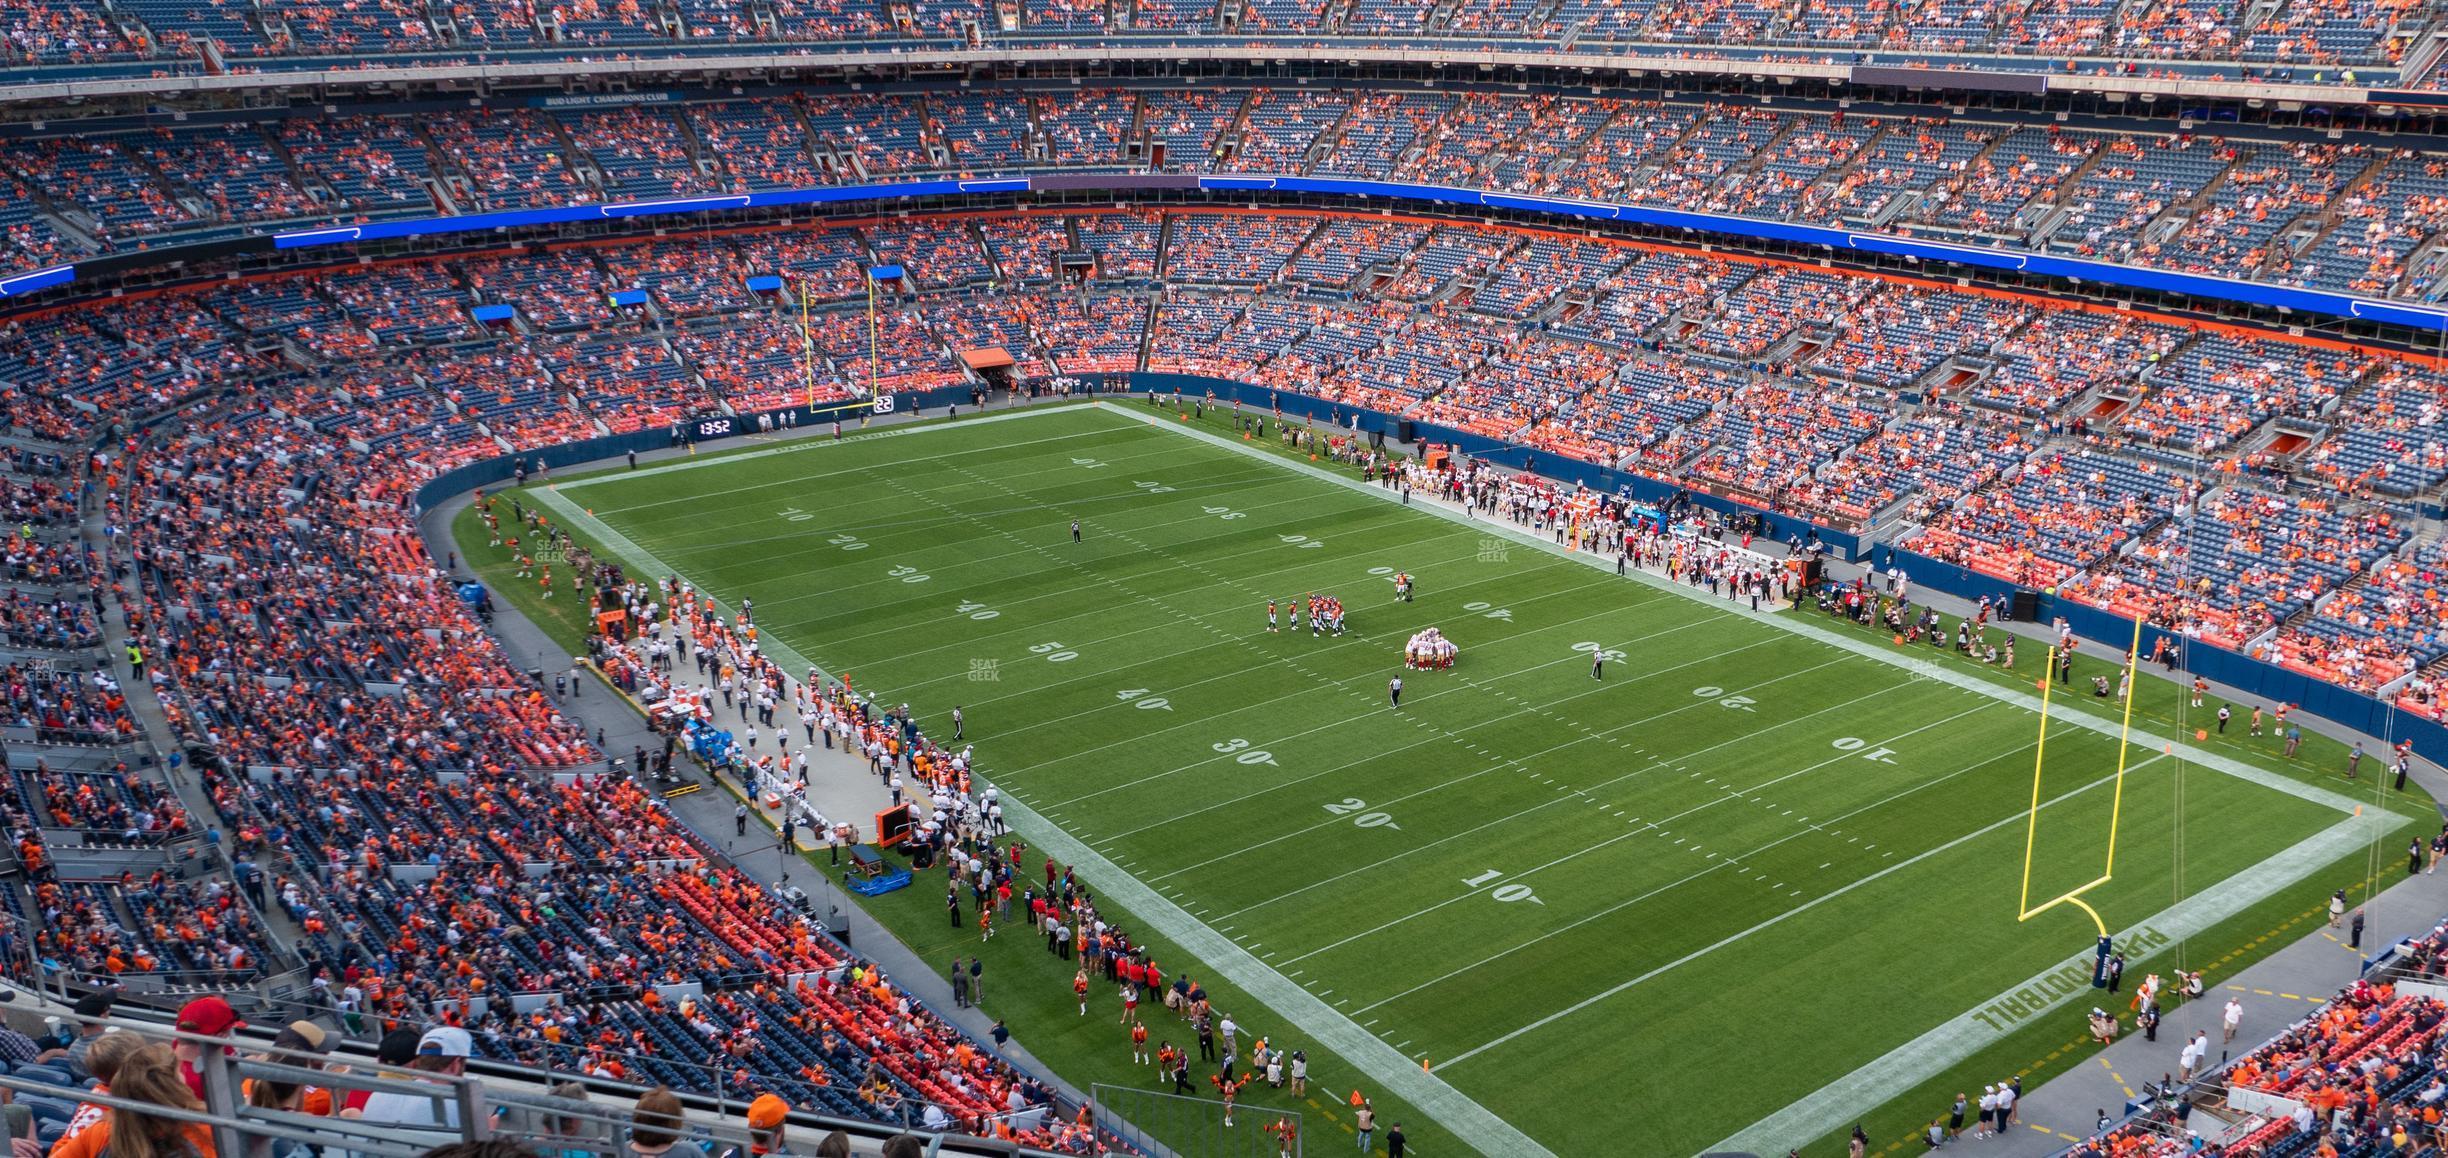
[0,425,310,1015]
[70,438,322,979]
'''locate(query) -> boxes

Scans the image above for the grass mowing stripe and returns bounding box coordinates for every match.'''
[1086,631,1821,856]
[1097,633,1802,846]
[1441,753,2170,1072]
[1037,615,1738,810]
[1196,657,1911,916]
[1274,699,1993,967]
[1353,737,2054,1016]
[631,464,1347,594]
[745,510,1488,644]
[764,520,1492,672]
[561,414,1130,501]
[1105,402,2372,819]
[935,561,1726,801]
[983,599,1721,796]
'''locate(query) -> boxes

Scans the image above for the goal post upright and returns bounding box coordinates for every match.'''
[2017,614,2147,940]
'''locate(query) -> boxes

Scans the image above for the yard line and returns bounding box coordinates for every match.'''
[1106,403,2375,818]
[1184,656,1880,900]
[1106,635,1806,848]
[1353,737,2055,1017]
[1035,614,1733,809]
[1435,751,2174,1071]
[1273,701,1991,966]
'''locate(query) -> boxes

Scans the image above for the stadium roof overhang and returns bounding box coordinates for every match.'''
[9,170,2442,337]
[0,40,2422,112]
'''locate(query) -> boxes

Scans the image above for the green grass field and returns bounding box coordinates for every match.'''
[461,400,2429,1156]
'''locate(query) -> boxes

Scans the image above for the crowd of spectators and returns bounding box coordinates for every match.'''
[91,417,1122,1146]
[2058,487,2406,647]
[2275,535,2448,695]
[0,125,2447,1148]
[2074,936,2448,1157]
[2122,333,2373,455]
[0,202,2445,818]
[1904,449,2193,589]
[9,91,2448,313]
[1783,406,2034,527]
[0,0,2429,77]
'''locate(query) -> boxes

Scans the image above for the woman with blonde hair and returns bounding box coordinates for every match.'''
[101,1044,218,1158]
[54,1032,152,1158]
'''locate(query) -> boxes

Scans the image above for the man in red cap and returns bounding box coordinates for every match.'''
[171,995,244,1099]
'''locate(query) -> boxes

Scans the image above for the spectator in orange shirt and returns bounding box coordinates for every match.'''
[52,1031,149,1157]
[62,1044,218,1158]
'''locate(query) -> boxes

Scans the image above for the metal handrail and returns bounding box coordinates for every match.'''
[24,1016,1075,1158]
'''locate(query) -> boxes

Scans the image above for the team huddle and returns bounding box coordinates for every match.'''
[1267,594,1346,636]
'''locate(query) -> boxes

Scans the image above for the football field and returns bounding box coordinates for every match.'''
[519,401,2413,1155]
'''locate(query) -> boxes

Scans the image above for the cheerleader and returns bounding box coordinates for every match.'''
[1212,1070,1253,1126]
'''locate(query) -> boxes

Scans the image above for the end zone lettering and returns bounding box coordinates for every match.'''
[1970,926,2174,1032]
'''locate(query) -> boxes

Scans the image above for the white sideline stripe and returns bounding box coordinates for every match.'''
[1094,404,2371,819]
[539,413,1556,1158]
[527,489,836,694]
[1709,806,2408,1157]
[556,407,1105,494]
[993,791,1556,1158]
